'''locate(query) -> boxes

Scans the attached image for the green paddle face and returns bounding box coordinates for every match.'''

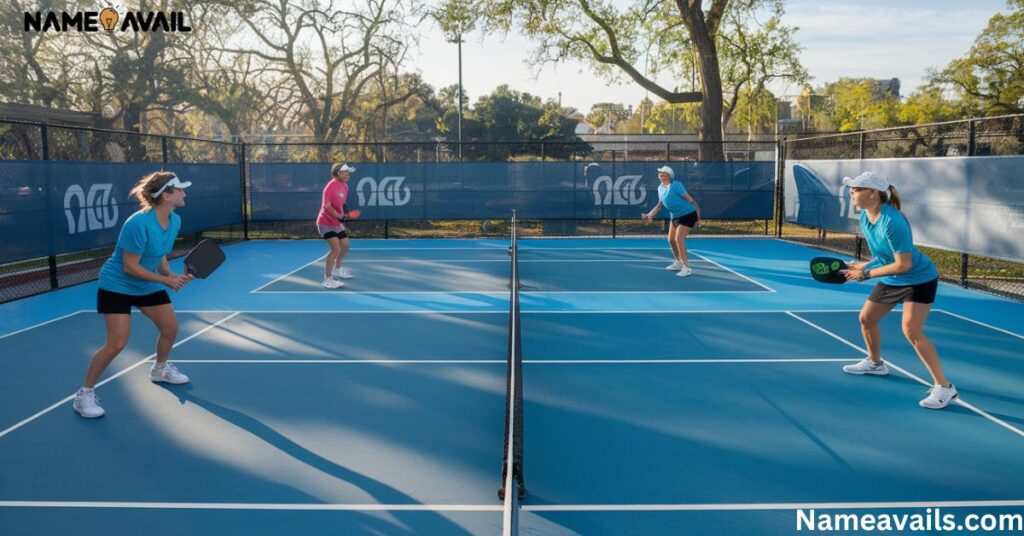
[809,256,848,284]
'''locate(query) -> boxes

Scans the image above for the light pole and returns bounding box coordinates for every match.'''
[454,33,464,160]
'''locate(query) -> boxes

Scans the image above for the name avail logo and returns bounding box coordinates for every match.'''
[592,175,647,206]
[64,184,119,234]
[24,8,192,32]
[356,176,411,207]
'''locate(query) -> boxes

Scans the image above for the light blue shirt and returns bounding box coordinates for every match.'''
[657,181,696,219]
[98,209,181,295]
[861,204,938,286]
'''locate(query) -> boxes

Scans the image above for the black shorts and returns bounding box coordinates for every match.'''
[868,278,939,305]
[672,211,699,228]
[322,231,348,240]
[97,288,171,314]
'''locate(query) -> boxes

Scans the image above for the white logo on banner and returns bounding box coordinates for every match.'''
[356,176,411,207]
[838,184,861,220]
[64,183,119,234]
[592,175,647,206]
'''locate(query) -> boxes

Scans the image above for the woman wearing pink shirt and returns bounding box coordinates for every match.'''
[317,163,359,288]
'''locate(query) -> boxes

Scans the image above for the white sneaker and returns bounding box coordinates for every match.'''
[150,362,189,385]
[665,260,684,270]
[676,266,693,277]
[322,278,344,289]
[73,388,105,418]
[842,358,889,376]
[332,267,353,279]
[920,384,958,409]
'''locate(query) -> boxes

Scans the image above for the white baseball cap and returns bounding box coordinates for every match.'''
[656,165,675,178]
[842,171,890,191]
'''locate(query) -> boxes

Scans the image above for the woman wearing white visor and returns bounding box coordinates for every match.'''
[642,165,702,277]
[73,171,194,418]
[841,171,957,409]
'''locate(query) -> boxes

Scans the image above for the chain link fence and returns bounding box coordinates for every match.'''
[0,120,244,303]
[243,139,777,240]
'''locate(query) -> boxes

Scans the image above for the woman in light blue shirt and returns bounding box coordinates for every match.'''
[73,172,194,419]
[840,172,956,409]
[642,165,702,277]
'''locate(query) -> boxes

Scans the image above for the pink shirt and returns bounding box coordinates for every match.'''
[317,179,348,226]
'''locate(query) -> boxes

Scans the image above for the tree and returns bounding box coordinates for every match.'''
[824,78,900,132]
[223,0,421,154]
[897,87,964,125]
[585,102,631,129]
[444,0,729,155]
[645,102,698,134]
[933,0,1024,116]
[713,0,807,131]
[730,87,777,137]
[451,85,586,160]
[444,0,805,160]
[159,1,285,138]
[0,0,74,107]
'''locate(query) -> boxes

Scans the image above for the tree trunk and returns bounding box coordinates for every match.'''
[677,0,726,161]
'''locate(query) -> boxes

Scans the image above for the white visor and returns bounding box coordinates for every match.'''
[152,175,192,198]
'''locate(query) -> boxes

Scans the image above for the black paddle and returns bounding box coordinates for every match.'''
[184,239,225,279]
[809,256,849,284]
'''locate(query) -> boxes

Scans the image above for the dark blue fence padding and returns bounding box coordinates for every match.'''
[0,161,242,263]
[248,161,775,222]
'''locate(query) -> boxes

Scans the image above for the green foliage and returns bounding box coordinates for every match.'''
[933,1,1024,116]
[454,85,587,160]
[645,102,700,134]
[818,78,900,132]
[585,102,631,128]
[898,87,964,125]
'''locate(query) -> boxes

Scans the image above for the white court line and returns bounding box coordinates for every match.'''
[524,499,1024,512]
[786,312,1024,440]
[169,358,860,365]
[0,501,501,512]
[174,309,511,314]
[935,309,1024,341]
[2,499,1020,512]
[340,259,714,263]
[173,360,506,364]
[525,290,772,295]
[249,253,327,293]
[0,312,240,440]
[254,290,512,295]
[254,290,772,295]
[169,309,867,314]
[0,310,88,340]
[525,358,860,364]
[690,250,775,292]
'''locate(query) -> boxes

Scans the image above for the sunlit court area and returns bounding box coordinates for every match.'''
[3,1,1024,535]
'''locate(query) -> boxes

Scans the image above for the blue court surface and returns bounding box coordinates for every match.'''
[1,238,1022,535]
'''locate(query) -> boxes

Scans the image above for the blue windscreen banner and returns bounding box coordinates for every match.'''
[784,157,1024,261]
[249,161,776,222]
[0,161,242,263]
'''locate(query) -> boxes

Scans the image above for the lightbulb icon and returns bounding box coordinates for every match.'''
[99,8,119,31]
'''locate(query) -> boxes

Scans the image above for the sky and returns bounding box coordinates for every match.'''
[412,0,1009,114]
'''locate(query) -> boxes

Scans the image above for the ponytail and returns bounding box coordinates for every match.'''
[129,171,177,209]
[881,185,901,210]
